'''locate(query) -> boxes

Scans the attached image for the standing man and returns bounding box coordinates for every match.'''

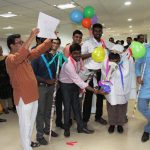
[32,38,61,145]
[81,23,107,128]
[63,30,83,58]
[136,38,150,142]
[6,28,52,150]
[59,43,106,137]
[124,37,132,50]
[137,34,145,44]
[55,30,83,128]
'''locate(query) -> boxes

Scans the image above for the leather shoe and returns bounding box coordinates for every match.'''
[51,131,58,137]
[37,137,48,145]
[77,127,94,134]
[0,118,7,122]
[117,125,124,133]
[44,130,58,137]
[95,118,107,125]
[141,132,149,142]
[64,130,70,137]
[3,108,9,114]
[31,141,40,147]
[108,125,115,133]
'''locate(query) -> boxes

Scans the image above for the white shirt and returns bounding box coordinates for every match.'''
[81,37,108,70]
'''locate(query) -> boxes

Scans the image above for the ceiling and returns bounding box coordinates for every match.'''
[0,0,150,43]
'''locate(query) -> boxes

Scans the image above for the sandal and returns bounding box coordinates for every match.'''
[31,141,40,148]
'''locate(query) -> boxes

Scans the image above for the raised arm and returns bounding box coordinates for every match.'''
[28,38,52,61]
[6,28,40,66]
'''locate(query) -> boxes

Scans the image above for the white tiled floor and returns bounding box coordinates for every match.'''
[0,100,150,150]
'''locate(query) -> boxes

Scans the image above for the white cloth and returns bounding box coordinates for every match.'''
[81,37,108,70]
[16,98,38,150]
[121,51,136,100]
[101,54,135,105]
[110,44,124,53]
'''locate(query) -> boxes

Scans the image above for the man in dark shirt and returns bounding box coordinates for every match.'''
[32,37,61,145]
[124,37,132,50]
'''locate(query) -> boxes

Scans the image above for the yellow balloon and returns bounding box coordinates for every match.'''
[92,47,105,62]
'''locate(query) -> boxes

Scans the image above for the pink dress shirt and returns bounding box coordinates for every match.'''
[59,56,88,90]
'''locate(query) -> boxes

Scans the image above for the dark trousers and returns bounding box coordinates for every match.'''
[55,87,63,125]
[60,82,83,130]
[83,70,104,122]
[36,85,54,139]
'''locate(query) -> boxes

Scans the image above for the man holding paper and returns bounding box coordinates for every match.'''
[6,28,52,150]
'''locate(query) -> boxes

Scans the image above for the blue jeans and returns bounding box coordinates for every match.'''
[138,98,150,133]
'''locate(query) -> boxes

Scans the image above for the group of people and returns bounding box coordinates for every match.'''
[0,23,150,150]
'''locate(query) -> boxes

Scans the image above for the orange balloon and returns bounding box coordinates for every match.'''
[82,18,91,28]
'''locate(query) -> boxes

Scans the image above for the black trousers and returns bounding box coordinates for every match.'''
[55,87,63,125]
[83,70,104,122]
[60,82,83,130]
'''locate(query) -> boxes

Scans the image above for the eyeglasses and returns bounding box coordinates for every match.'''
[15,40,24,45]
[52,41,60,45]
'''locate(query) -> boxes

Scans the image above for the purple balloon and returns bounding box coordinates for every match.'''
[91,15,98,25]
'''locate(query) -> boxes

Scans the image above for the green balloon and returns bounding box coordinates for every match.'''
[130,41,146,59]
[83,6,95,18]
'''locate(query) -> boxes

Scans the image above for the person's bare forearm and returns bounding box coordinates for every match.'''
[81,53,91,60]
[86,85,95,93]
[22,28,39,50]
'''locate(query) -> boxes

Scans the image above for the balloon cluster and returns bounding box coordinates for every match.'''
[70,6,98,29]
[130,41,146,59]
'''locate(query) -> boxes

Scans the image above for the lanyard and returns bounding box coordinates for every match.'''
[41,54,53,79]
[105,59,124,89]
[100,39,106,49]
[70,56,82,73]
[118,61,124,90]
[106,59,109,78]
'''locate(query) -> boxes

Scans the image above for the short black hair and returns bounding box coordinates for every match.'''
[137,34,144,39]
[36,36,46,43]
[109,37,114,40]
[73,30,83,36]
[120,40,124,45]
[115,40,121,44]
[52,37,61,45]
[92,23,103,30]
[108,52,120,61]
[69,43,81,53]
[7,34,21,50]
[127,37,132,40]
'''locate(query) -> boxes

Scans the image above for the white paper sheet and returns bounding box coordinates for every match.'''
[37,12,60,39]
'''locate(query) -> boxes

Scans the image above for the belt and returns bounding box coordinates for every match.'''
[38,82,53,87]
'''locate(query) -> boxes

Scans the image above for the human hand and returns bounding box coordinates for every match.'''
[93,89,99,94]
[30,28,40,38]
[46,79,56,85]
[137,76,143,85]
[97,89,108,95]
